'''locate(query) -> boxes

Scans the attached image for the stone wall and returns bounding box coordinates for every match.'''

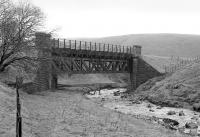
[136,57,162,87]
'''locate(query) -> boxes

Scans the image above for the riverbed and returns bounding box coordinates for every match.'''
[86,88,200,136]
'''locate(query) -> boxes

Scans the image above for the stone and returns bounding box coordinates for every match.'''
[120,95,127,99]
[193,103,200,112]
[167,110,176,115]
[149,109,155,112]
[158,119,164,124]
[131,100,141,104]
[191,116,198,121]
[183,128,190,134]
[179,111,185,116]
[190,128,198,136]
[113,91,120,96]
[162,118,179,130]
[197,119,200,126]
[147,104,153,108]
[185,122,198,129]
[197,126,200,135]
[156,106,162,109]
[178,126,185,133]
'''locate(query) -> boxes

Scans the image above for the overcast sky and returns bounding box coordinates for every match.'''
[27,0,200,38]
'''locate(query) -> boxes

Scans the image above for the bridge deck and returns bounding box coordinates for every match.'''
[52,48,133,60]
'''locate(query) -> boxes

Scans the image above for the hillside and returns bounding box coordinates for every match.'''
[135,61,200,109]
[84,33,200,58]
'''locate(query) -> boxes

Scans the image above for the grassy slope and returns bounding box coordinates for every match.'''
[135,61,200,108]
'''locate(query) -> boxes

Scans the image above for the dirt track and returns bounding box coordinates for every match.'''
[20,87,189,137]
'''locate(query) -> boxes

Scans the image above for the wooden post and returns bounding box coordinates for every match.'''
[112,45,113,52]
[69,40,71,49]
[80,41,82,50]
[95,43,97,51]
[108,44,109,52]
[51,72,57,89]
[16,76,23,137]
[75,40,76,50]
[103,44,105,51]
[90,42,92,51]
[85,42,87,50]
[58,39,59,48]
[64,39,66,48]
[53,38,55,48]
[99,43,101,51]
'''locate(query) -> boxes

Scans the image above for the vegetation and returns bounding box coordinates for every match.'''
[0,0,44,73]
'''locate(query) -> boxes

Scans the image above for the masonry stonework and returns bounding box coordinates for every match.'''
[129,46,161,90]
[135,58,161,88]
[34,32,55,92]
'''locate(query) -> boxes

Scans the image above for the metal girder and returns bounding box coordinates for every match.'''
[53,56,129,74]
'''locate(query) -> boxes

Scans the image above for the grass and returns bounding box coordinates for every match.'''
[18,87,190,137]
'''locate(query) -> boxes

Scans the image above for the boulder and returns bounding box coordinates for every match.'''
[156,106,162,109]
[185,122,198,129]
[162,118,179,130]
[131,100,141,104]
[183,128,190,134]
[113,91,120,96]
[120,94,127,99]
[190,128,198,136]
[101,98,105,101]
[191,116,198,121]
[167,110,176,115]
[179,111,185,116]
[197,126,200,135]
[193,103,200,112]
[147,104,153,108]
[149,109,155,112]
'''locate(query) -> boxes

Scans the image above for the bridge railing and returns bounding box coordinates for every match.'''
[52,38,141,56]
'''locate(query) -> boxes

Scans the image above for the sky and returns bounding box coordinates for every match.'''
[25,0,200,38]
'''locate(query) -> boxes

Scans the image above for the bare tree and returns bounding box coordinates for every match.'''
[0,0,44,72]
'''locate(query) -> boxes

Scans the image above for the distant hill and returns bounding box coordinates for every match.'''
[83,34,200,58]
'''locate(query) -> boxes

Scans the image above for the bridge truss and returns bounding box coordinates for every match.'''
[51,39,140,74]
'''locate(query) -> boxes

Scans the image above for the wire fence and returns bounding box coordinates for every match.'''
[163,56,200,74]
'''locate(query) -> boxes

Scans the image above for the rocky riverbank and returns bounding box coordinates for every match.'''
[86,88,200,136]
